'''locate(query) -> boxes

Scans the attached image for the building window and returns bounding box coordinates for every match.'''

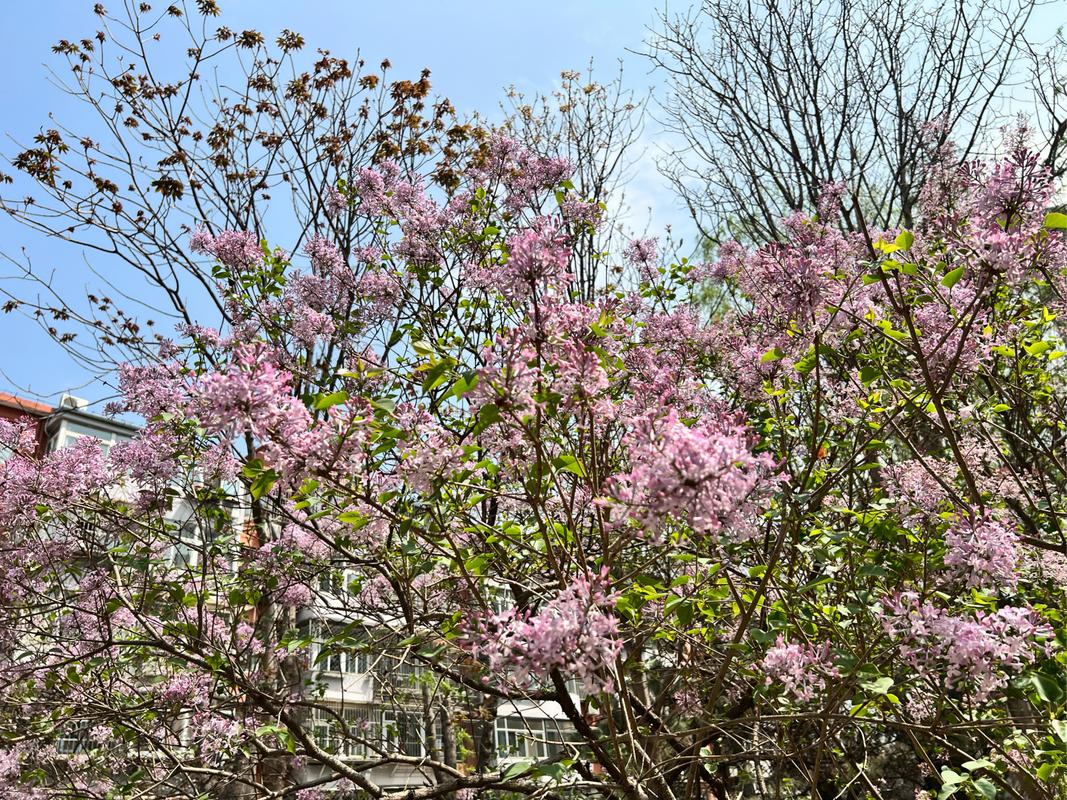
[308,705,424,759]
[310,705,379,759]
[373,652,423,688]
[495,716,573,761]
[53,421,127,457]
[56,721,91,754]
[170,519,202,569]
[382,710,424,757]
[310,623,369,675]
[322,646,367,675]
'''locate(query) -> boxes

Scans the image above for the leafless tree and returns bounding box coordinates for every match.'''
[1030,28,1067,184]
[647,0,1062,244]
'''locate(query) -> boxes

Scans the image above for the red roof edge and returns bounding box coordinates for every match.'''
[0,392,53,415]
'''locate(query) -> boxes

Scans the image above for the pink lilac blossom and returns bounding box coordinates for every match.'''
[551,342,609,403]
[624,237,659,282]
[395,406,469,493]
[815,180,847,221]
[469,330,541,422]
[197,440,239,483]
[261,520,333,562]
[156,672,211,710]
[606,408,777,542]
[468,133,571,210]
[881,458,951,524]
[0,416,38,455]
[910,286,988,384]
[881,592,1050,702]
[466,572,622,693]
[944,514,1019,592]
[109,429,180,486]
[0,436,109,531]
[560,195,602,229]
[357,574,394,613]
[761,636,838,703]
[194,344,328,478]
[356,269,402,323]
[466,220,571,302]
[352,163,395,216]
[623,306,722,412]
[190,228,263,271]
[324,186,346,218]
[186,711,242,766]
[919,124,1058,290]
[718,221,863,328]
[351,163,450,265]
[176,322,224,349]
[117,361,187,419]
[290,304,336,347]
[303,234,347,279]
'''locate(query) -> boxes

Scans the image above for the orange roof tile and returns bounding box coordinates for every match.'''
[0,392,52,415]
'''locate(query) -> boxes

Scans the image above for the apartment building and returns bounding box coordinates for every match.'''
[4,391,578,796]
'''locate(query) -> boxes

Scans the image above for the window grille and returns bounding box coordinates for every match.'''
[382,710,424,757]
[309,705,380,760]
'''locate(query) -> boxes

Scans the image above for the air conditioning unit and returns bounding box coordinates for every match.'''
[58,393,89,410]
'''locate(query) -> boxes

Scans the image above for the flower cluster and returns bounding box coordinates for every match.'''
[943,514,1019,592]
[466,220,571,302]
[466,573,622,693]
[606,408,777,541]
[194,344,328,477]
[761,636,838,703]
[881,593,1049,702]
[190,228,264,271]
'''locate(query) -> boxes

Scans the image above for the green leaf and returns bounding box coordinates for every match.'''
[860,676,894,695]
[249,469,279,501]
[664,597,693,627]
[371,397,396,414]
[794,348,819,375]
[972,778,996,800]
[502,761,534,780]
[940,768,966,785]
[761,347,785,363]
[859,365,881,384]
[312,390,348,410]
[1051,718,1067,743]
[1044,212,1067,230]
[941,266,964,287]
[895,230,914,250]
[464,554,491,576]
[444,373,479,400]
[534,761,570,780]
[1027,340,1052,357]
[552,453,587,478]
[1030,672,1064,703]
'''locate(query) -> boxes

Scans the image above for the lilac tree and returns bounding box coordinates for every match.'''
[1,4,1067,800]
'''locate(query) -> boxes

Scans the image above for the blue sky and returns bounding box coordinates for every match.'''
[0,0,678,406]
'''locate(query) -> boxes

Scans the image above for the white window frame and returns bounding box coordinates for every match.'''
[495,716,571,760]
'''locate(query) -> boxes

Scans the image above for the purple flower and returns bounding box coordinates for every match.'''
[762,636,838,703]
[944,514,1019,592]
